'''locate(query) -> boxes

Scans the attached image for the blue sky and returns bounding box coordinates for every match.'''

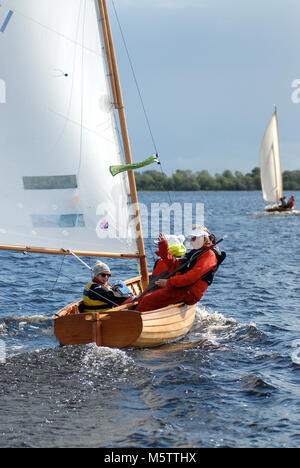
[109,0,300,176]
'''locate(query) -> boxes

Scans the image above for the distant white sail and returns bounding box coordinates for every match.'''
[260,111,283,203]
[0,0,138,254]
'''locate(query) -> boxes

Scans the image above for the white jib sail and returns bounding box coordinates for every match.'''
[260,111,283,203]
[0,0,138,255]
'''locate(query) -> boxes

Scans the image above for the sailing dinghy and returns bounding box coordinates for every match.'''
[0,0,196,348]
[260,108,294,212]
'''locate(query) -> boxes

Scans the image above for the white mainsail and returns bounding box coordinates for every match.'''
[260,110,283,203]
[0,0,138,255]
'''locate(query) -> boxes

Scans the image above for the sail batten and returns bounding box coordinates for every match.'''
[260,110,283,203]
[0,0,139,256]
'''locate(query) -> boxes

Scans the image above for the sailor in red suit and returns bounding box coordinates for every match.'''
[151,234,186,276]
[137,227,223,312]
[286,195,295,209]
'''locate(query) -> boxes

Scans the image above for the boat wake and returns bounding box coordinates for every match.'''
[0,314,52,335]
[140,305,266,354]
[247,209,300,217]
[0,314,54,357]
[190,306,237,345]
[0,306,268,365]
[82,344,134,369]
[192,305,266,346]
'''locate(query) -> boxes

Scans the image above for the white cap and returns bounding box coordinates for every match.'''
[188,229,209,238]
[93,261,111,276]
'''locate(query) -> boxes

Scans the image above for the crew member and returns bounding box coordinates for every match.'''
[136,226,225,312]
[286,195,295,209]
[151,234,186,276]
[82,261,133,313]
[280,197,287,207]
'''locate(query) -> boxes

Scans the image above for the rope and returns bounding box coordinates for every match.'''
[69,251,92,271]
[136,259,144,292]
[110,1,174,206]
[49,254,67,296]
[111,0,158,157]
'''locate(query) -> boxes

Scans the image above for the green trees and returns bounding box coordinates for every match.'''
[282,170,300,190]
[135,167,300,191]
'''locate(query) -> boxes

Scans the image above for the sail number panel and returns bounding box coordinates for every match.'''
[23,175,78,190]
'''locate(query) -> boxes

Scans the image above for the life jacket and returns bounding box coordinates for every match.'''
[201,245,226,285]
[179,244,226,285]
[82,281,112,313]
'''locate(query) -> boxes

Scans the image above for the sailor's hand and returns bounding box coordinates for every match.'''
[158,233,167,243]
[155,279,168,288]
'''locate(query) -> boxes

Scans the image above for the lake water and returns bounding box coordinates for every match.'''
[0,191,300,448]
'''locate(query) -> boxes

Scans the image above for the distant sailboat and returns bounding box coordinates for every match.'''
[260,108,294,212]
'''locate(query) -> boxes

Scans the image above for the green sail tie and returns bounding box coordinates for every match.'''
[109,155,158,176]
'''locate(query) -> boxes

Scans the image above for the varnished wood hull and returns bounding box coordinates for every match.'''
[53,276,196,349]
[131,303,196,348]
[266,206,293,212]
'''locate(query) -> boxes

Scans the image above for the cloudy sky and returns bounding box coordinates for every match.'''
[108,0,300,176]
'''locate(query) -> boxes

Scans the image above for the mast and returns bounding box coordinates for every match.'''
[98,0,149,289]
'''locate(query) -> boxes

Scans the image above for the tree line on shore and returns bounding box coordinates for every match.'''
[135,167,300,191]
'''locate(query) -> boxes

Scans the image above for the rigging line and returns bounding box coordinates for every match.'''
[110,0,173,207]
[69,250,92,271]
[110,0,158,156]
[49,254,67,296]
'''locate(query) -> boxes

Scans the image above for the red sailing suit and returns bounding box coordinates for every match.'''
[286,197,295,209]
[137,239,218,312]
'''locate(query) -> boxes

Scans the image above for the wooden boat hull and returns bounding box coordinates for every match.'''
[53,276,196,349]
[131,303,196,348]
[266,206,294,213]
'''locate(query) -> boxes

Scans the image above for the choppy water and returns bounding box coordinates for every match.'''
[0,191,300,448]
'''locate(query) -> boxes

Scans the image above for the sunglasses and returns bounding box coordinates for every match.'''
[100,273,111,278]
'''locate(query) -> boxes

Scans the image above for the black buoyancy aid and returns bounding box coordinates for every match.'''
[201,245,226,285]
[177,244,226,285]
